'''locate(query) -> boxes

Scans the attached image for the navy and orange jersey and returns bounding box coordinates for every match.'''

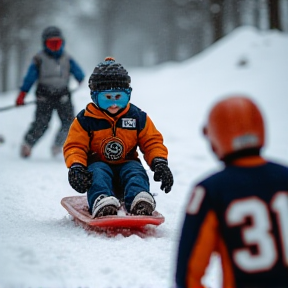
[63,102,168,168]
[176,157,288,288]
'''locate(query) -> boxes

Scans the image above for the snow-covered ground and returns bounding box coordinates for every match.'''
[1,26,288,288]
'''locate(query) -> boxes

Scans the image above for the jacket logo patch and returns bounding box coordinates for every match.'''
[104,140,123,161]
[122,118,136,128]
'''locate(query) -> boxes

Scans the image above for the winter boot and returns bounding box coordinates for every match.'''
[130,192,156,216]
[20,142,32,158]
[92,194,120,218]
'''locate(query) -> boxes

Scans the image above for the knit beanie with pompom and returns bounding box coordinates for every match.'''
[88,57,131,91]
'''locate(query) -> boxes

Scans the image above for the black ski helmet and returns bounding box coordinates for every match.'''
[88,57,131,91]
[42,26,64,44]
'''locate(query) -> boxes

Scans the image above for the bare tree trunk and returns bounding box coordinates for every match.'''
[98,0,122,61]
[210,0,224,43]
[165,0,178,62]
[231,0,241,28]
[0,1,10,92]
[15,40,29,87]
[254,0,261,29]
[268,0,282,30]
[0,44,10,92]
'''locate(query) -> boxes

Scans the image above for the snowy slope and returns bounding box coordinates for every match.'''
[0,26,288,288]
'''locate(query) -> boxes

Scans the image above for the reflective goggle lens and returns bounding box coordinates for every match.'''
[45,37,63,51]
[94,90,130,110]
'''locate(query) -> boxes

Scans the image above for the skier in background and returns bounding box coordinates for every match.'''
[63,57,174,218]
[16,26,85,158]
[175,96,288,288]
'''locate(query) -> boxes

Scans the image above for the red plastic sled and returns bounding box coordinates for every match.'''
[61,196,165,232]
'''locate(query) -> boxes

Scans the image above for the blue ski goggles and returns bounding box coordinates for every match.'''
[91,88,132,110]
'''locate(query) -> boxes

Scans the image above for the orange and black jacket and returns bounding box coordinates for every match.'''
[63,102,168,168]
[176,156,288,288]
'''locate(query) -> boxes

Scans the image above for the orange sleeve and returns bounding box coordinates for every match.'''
[63,118,91,168]
[176,184,236,288]
[216,237,236,288]
[138,115,168,166]
[186,211,218,287]
[185,212,236,288]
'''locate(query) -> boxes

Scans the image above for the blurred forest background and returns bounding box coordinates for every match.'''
[0,0,287,92]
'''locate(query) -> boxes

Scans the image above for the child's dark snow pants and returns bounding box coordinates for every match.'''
[87,160,151,213]
[24,94,74,148]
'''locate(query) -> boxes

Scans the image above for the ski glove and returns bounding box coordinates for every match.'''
[68,163,93,194]
[16,91,27,106]
[151,157,174,193]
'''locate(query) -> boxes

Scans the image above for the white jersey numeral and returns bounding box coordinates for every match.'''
[226,192,288,272]
[271,192,288,265]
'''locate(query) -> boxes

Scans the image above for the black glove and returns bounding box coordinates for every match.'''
[151,157,173,193]
[68,163,93,193]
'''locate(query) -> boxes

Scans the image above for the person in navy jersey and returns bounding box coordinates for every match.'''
[16,26,85,158]
[175,96,288,288]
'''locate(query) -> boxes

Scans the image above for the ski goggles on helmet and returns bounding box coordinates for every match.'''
[91,88,132,110]
[45,37,63,51]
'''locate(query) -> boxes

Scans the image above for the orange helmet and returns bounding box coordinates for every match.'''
[203,96,265,160]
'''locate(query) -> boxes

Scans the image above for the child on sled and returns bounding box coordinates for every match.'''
[63,57,173,218]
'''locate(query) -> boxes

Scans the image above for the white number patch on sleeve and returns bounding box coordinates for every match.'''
[186,186,206,215]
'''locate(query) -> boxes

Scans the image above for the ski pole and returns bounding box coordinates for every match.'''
[0,100,36,112]
[0,87,79,113]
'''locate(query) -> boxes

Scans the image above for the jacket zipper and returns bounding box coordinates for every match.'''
[112,124,116,136]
